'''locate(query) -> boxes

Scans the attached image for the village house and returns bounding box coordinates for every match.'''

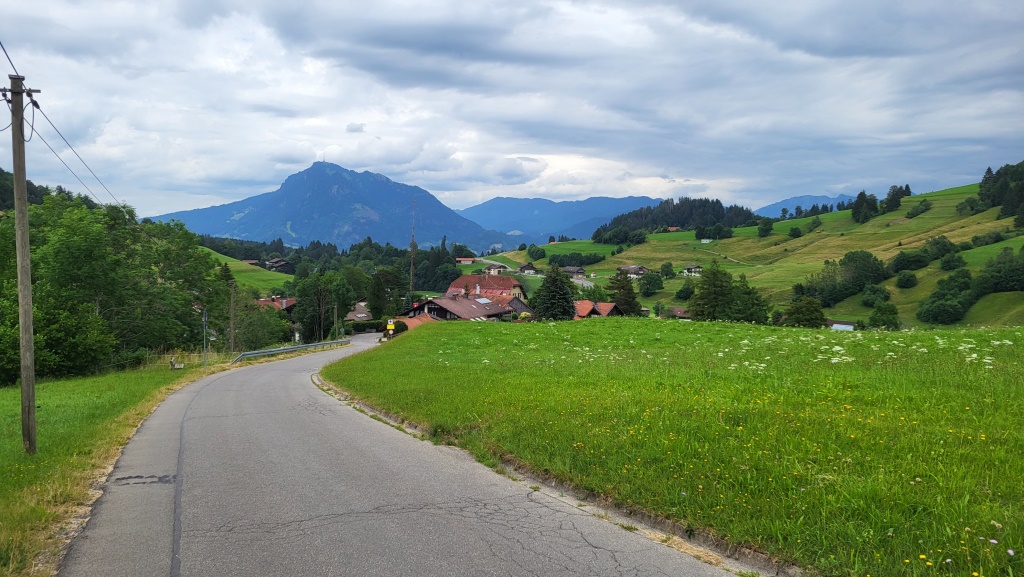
[573,300,624,320]
[343,302,373,322]
[827,320,857,331]
[255,295,297,317]
[682,264,703,277]
[481,294,533,317]
[446,274,525,299]
[665,307,692,320]
[518,263,539,275]
[455,257,476,265]
[405,294,513,321]
[264,258,295,274]
[484,263,508,275]
[618,265,650,278]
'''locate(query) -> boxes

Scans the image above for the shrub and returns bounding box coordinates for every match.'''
[861,284,891,307]
[675,279,695,301]
[905,199,932,218]
[939,252,966,271]
[868,302,900,330]
[349,320,385,333]
[896,270,918,288]
[972,231,1005,247]
[789,227,803,238]
[888,249,930,273]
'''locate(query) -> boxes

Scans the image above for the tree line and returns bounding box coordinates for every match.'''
[0,191,245,385]
[591,197,756,243]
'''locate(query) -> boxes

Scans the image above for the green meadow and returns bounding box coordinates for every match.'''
[323,319,1023,576]
[200,247,293,296]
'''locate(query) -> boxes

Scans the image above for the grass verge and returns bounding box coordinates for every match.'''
[0,364,211,576]
[321,319,1022,577]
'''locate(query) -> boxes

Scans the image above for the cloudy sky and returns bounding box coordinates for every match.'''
[2,1,1022,217]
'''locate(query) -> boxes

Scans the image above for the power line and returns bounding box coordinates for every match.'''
[33,130,104,205]
[28,95,125,208]
[0,39,20,77]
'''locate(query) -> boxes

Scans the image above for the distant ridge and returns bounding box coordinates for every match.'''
[151,162,511,251]
[456,196,662,241]
[755,194,857,218]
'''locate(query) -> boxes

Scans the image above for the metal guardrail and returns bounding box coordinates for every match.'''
[230,339,350,364]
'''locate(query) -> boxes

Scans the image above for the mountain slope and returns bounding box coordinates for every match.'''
[152,162,510,251]
[456,196,662,240]
[502,183,1024,327]
[755,194,856,218]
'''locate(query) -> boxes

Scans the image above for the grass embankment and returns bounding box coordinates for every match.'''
[322,320,1022,577]
[0,365,209,576]
[200,247,292,296]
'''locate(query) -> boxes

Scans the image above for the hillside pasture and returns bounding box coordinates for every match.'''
[498,183,1024,327]
[322,320,1023,577]
[202,248,292,296]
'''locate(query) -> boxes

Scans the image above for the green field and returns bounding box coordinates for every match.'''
[0,364,214,576]
[323,320,1023,576]
[201,248,293,296]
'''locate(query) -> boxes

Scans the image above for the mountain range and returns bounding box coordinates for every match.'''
[151,161,863,252]
[456,196,662,240]
[152,162,511,251]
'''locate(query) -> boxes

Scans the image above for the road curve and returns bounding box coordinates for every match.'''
[60,334,744,577]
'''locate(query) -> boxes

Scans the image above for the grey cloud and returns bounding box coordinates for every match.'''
[345,123,365,133]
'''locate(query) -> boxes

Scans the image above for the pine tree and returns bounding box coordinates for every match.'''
[690,260,733,321]
[607,270,641,316]
[730,274,769,324]
[531,266,576,320]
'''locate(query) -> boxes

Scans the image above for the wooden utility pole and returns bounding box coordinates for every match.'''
[9,74,38,454]
[409,198,416,303]
[229,282,236,352]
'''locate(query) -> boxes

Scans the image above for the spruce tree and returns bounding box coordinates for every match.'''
[690,260,733,321]
[531,266,576,320]
[607,270,641,316]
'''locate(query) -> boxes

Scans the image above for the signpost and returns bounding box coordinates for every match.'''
[386,319,395,339]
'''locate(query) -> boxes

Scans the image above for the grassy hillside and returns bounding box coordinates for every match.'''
[498,183,1024,327]
[201,247,292,296]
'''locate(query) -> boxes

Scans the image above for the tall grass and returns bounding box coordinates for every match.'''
[322,319,1023,576]
[0,365,204,576]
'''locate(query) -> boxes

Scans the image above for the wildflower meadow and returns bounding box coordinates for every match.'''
[322,319,1022,577]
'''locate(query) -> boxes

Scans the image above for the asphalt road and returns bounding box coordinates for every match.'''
[59,334,749,577]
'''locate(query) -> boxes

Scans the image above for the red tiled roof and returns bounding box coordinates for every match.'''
[574,300,596,319]
[401,315,436,330]
[417,296,512,320]
[255,296,296,311]
[574,300,620,319]
[593,302,620,316]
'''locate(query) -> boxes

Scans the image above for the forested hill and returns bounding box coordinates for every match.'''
[1,190,229,386]
[592,197,757,240]
[0,166,62,210]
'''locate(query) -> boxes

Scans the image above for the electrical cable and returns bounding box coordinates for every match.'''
[33,130,104,206]
[22,100,35,142]
[30,96,125,208]
[0,39,19,77]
